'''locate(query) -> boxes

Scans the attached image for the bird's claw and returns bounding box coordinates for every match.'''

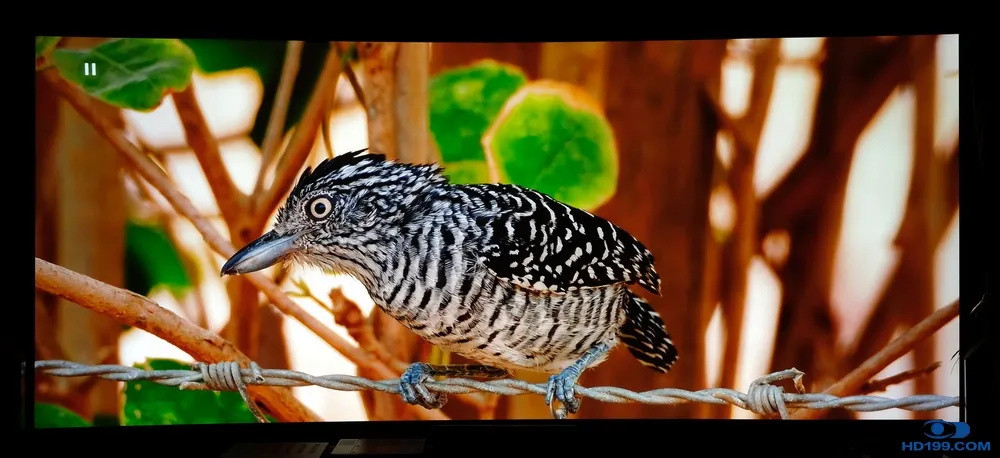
[545,367,582,417]
[399,363,447,409]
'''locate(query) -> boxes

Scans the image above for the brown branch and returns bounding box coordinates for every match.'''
[253,40,304,198]
[859,361,941,395]
[792,300,958,419]
[328,289,408,373]
[34,258,319,422]
[42,68,448,421]
[172,87,245,225]
[254,48,343,222]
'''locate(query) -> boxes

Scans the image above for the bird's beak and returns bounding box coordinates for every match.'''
[221,230,301,276]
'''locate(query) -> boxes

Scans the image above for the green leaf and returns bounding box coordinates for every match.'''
[182,39,331,146]
[429,60,527,163]
[35,36,60,58]
[52,38,196,111]
[125,220,191,296]
[35,403,91,428]
[485,82,618,210]
[441,160,491,184]
[122,359,261,425]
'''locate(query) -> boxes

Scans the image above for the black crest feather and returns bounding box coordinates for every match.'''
[290,148,386,198]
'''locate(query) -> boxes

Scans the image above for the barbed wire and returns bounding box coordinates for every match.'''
[34,360,959,422]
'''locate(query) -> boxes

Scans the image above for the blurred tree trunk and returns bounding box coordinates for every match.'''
[905,35,941,419]
[256,303,289,369]
[712,38,780,418]
[357,42,436,419]
[539,42,609,105]
[225,277,261,358]
[46,37,127,420]
[35,71,69,410]
[573,40,726,419]
[834,36,950,419]
[430,43,542,78]
[764,37,917,397]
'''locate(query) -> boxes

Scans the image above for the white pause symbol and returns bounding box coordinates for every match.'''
[83,62,97,76]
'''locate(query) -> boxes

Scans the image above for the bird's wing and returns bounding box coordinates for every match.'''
[467,184,660,295]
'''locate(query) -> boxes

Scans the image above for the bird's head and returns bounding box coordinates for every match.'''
[220,149,445,276]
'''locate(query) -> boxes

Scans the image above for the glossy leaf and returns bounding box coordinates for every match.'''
[52,39,196,111]
[429,60,527,163]
[484,82,618,210]
[35,403,91,428]
[122,359,260,425]
[125,221,191,296]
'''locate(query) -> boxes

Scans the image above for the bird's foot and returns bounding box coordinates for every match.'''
[399,363,447,409]
[545,367,583,417]
[544,343,612,418]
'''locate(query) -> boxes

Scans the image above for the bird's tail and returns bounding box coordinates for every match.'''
[618,291,678,373]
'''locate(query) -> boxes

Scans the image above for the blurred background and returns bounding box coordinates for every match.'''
[34,36,959,424]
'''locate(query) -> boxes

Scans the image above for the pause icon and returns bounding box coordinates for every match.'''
[83,62,97,76]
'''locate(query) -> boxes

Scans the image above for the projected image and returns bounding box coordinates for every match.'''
[33,36,960,425]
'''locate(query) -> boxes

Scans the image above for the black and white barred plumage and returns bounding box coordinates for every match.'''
[271,150,677,374]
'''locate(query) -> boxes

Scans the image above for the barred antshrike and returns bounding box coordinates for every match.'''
[222,150,677,415]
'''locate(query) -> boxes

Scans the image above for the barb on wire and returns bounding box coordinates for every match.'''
[34,360,959,421]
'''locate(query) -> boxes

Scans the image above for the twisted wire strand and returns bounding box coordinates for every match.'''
[34,360,959,421]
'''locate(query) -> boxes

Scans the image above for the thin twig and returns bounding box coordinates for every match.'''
[254,49,343,221]
[286,278,333,312]
[172,86,245,225]
[254,40,304,198]
[321,94,335,159]
[792,300,959,419]
[859,362,942,395]
[336,42,367,112]
[41,68,448,421]
[34,258,319,422]
[328,288,408,374]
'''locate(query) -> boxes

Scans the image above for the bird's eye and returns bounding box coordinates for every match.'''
[308,197,332,220]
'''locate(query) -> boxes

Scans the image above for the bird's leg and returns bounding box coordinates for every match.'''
[399,363,511,409]
[545,342,611,416]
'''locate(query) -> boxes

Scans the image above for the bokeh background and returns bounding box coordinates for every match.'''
[34,36,959,424]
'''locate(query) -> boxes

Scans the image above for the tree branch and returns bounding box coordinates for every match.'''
[859,362,941,395]
[35,258,319,423]
[172,86,245,225]
[42,68,448,421]
[254,48,343,222]
[328,288,407,373]
[357,42,400,160]
[253,40,304,198]
[792,300,958,419]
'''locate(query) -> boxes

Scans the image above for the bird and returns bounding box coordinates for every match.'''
[221,149,677,415]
